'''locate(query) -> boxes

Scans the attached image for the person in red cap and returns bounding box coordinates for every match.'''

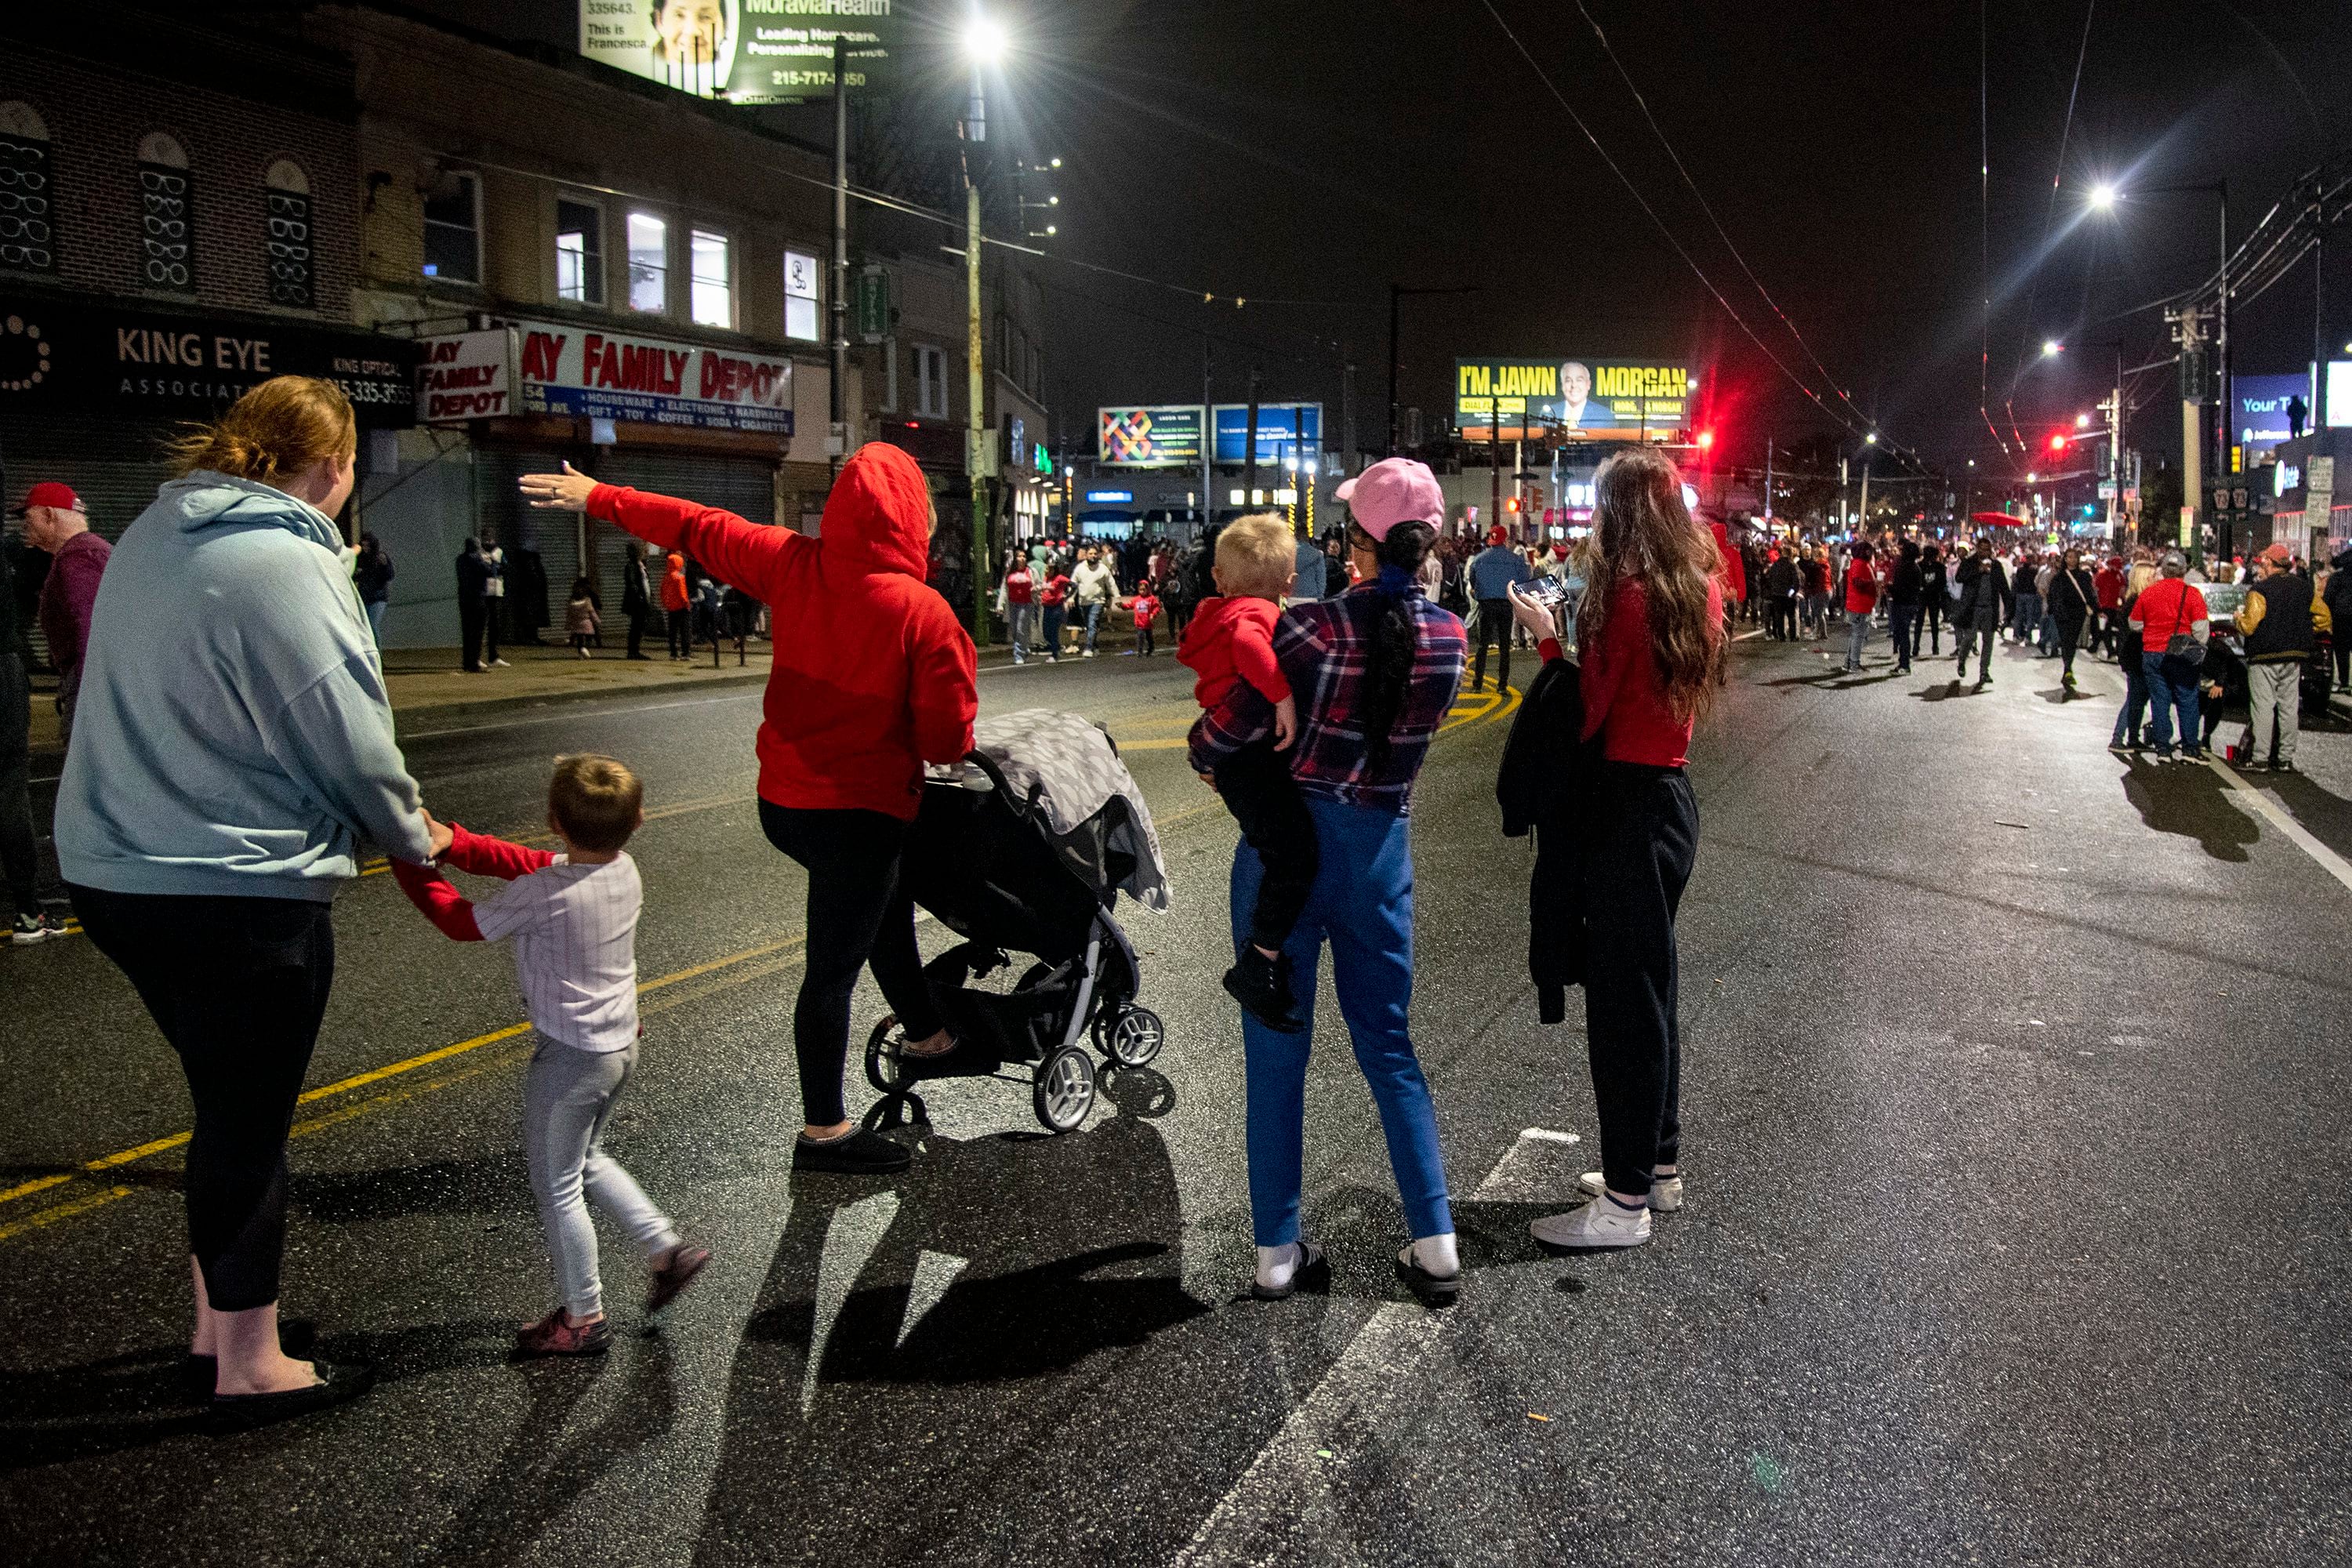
[16,482,111,751]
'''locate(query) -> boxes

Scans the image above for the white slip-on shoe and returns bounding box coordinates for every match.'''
[1579,1170,1683,1213]
[1531,1197,1651,1250]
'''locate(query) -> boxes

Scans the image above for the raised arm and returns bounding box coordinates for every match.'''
[519,462,807,601]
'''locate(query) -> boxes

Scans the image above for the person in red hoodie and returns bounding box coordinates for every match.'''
[1125,585,1163,658]
[521,445,977,1174]
[660,550,691,659]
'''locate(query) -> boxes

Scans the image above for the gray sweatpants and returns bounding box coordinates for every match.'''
[2246,662,2301,766]
[524,1040,677,1318]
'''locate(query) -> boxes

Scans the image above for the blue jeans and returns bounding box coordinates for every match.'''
[2111,655,2148,745]
[2143,651,2202,757]
[1231,796,1451,1248]
[2012,591,2042,640]
[1081,601,1105,652]
[364,597,387,645]
[1845,609,1871,668]
[1041,604,1065,656]
[1007,601,1036,659]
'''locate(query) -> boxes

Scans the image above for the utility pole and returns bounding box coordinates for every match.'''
[1857,452,1871,535]
[1199,336,1213,534]
[1763,437,1774,526]
[1386,284,1478,455]
[1341,358,1356,474]
[829,35,850,476]
[1489,391,1501,541]
[963,61,989,645]
[1243,368,1262,509]
[1838,453,1849,532]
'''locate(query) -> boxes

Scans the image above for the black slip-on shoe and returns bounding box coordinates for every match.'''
[1248,1241,1329,1301]
[205,1359,374,1436]
[1395,1254,1462,1310]
[793,1127,913,1174]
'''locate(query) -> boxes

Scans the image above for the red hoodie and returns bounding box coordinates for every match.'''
[660,552,690,612]
[587,443,977,820]
[1177,595,1291,712]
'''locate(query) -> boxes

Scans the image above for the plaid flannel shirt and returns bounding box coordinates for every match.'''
[1189,583,1466,815]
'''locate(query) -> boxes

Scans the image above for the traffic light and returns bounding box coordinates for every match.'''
[1505,496,1520,514]
[2048,433,2068,453]
[1696,428,1715,452]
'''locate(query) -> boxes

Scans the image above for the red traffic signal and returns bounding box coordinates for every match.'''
[1696,429,1716,451]
[2048,433,2068,452]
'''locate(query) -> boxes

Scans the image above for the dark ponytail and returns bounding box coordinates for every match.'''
[1354,519,1437,762]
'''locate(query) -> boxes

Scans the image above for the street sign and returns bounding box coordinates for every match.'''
[2232,488,2249,510]
[855,265,891,344]
[2098,481,2117,499]
[2213,488,2230,512]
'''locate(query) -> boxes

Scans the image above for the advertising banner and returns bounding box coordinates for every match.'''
[1454,358,1693,440]
[416,328,516,423]
[2233,373,2309,459]
[1210,402,1322,465]
[0,294,416,426]
[510,320,793,433]
[577,0,906,105]
[1098,405,1205,467]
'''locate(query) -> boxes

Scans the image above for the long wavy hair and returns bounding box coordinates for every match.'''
[1577,447,1726,724]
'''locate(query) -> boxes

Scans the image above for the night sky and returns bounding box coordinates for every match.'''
[382,0,2352,484]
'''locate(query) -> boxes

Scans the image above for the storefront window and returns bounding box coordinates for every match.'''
[557,198,603,305]
[421,170,480,285]
[627,211,667,313]
[691,228,731,328]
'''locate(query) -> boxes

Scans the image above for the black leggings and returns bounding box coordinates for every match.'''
[758,802,942,1126]
[1577,764,1697,1199]
[1913,600,1944,658]
[71,885,334,1312]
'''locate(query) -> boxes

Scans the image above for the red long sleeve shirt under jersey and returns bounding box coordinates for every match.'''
[390,823,555,941]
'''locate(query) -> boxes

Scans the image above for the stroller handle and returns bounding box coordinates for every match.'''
[951,748,1011,795]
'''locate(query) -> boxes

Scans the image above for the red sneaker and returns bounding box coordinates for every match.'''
[514,1309,612,1358]
[646,1243,711,1318]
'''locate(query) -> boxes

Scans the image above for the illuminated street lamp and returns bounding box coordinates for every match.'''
[2089,182,2118,212]
[2076,412,2092,428]
[2042,339,2064,359]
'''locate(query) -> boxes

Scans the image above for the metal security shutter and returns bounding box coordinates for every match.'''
[471,444,582,644]
[2,412,180,546]
[587,451,779,608]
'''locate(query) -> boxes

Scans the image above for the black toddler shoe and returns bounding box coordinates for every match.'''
[1223,948,1306,1033]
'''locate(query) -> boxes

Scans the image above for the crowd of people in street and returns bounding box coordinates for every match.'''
[20,372,1730,1436]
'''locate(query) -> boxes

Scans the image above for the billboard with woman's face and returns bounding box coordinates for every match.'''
[579,0,904,104]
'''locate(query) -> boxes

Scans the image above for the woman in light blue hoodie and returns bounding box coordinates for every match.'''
[56,376,439,1433]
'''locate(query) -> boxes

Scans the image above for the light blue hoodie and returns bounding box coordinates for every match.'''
[55,472,432,901]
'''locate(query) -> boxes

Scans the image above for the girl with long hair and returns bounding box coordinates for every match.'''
[1191,458,1470,1307]
[1508,445,1725,1250]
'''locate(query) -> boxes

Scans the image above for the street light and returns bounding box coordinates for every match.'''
[2042,339,2064,359]
[964,11,1007,65]
[2089,182,2118,212]
[2076,412,2092,428]
[1864,431,1878,445]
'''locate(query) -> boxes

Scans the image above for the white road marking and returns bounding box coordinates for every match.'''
[2206,757,2352,898]
[1175,1127,1584,1566]
[804,1192,898,1414]
[899,1248,969,1348]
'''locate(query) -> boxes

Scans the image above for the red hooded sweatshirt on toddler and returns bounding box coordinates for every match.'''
[1177,595,1292,715]
[586,443,975,820]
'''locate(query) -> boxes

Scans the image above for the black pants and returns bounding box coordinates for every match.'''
[459,597,487,671]
[666,608,691,659]
[2056,618,2085,677]
[1914,600,1944,658]
[1956,620,1996,681]
[626,608,649,659]
[70,885,335,1312]
[0,654,39,920]
[482,600,501,664]
[1472,598,1513,692]
[1213,740,1317,953]
[2333,639,2348,687]
[1888,603,1919,668]
[1577,764,1697,1199]
[758,802,942,1127]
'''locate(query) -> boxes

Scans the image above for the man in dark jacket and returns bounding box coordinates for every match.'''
[1886,539,1925,673]
[2238,542,2331,771]
[620,540,655,661]
[2326,546,2352,693]
[1762,549,1800,640]
[1952,540,2013,688]
[455,538,492,673]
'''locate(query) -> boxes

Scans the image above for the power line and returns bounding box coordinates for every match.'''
[1477,2,1930,474]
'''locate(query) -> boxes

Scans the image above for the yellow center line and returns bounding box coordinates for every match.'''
[3,691,1519,1239]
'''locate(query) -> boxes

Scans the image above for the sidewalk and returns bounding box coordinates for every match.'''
[23,636,1029,763]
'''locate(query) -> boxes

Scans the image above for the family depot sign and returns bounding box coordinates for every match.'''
[416,321,793,434]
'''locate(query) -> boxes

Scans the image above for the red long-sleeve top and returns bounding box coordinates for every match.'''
[585,443,977,820]
[389,823,554,941]
[1538,575,1719,768]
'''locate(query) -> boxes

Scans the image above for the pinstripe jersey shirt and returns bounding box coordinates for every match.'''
[473,854,643,1053]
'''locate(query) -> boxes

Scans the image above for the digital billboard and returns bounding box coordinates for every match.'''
[1098,405,1206,467]
[2233,373,2309,458]
[1211,403,1322,465]
[1454,358,1693,441]
[577,1,905,105]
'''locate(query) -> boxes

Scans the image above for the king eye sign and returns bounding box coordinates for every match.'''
[417,321,794,432]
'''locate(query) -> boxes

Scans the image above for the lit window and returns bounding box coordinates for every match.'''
[421,170,480,285]
[783,249,820,342]
[690,228,731,327]
[556,198,603,305]
[627,212,667,313]
[914,343,947,419]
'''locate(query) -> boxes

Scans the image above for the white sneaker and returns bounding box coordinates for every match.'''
[1530,1197,1650,1250]
[1579,1170,1682,1213]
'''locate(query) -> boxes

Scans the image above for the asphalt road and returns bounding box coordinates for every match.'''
[5,623,2352,1567]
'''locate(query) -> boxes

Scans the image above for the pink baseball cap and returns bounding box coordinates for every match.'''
[1334,458,1445,540]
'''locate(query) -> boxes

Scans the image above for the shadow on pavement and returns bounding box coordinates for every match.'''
[2264,771,2352,864]
[2119,759,2259,862]
[291,1154,529,1225]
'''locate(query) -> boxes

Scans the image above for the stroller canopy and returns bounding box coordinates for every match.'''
[968,710,1171,910]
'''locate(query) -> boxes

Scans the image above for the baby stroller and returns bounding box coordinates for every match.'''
[864,710,1171,1134]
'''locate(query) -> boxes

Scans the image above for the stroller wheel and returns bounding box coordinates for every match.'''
[1095,1007,1166,1068]
[1032,1046,1095,1134]
[864,1017,912,1094]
